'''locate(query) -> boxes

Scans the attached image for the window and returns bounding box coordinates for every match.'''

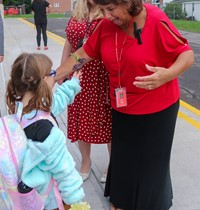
[54,3,59,8]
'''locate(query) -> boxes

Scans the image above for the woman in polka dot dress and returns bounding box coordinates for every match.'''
[60,0,112,182]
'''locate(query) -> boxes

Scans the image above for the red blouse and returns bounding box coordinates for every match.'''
[84,3,192,115]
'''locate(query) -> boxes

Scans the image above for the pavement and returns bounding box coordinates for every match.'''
[0,18,200,210]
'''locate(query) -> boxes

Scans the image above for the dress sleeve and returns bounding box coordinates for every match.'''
[65,17,73,33]
[83,19,105,59]
[152,18,192,66]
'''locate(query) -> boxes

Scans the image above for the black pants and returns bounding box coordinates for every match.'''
[35,19,47,47]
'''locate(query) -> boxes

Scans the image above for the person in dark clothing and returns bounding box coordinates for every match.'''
[31,0,52,50]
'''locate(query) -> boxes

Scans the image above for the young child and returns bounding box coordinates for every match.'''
[5,52,85,209]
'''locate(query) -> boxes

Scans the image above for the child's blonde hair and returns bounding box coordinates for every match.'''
[6,52,53,114]
[72,0,103,21]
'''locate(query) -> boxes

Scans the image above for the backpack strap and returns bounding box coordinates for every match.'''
[14,102,57,129]
[53,180,65,210]
[15,101,24,123]
[1,117,19,178]
[21,110,57,129]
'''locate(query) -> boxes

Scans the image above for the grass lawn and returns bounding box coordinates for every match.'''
[4,14,200,33]
[171,19,200,33]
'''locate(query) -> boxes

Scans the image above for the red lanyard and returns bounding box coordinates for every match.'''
[115,32,127,88]
[115,17,134,88]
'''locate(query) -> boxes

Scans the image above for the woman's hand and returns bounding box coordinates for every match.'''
[133,50,194,91]
[133,64,171,90]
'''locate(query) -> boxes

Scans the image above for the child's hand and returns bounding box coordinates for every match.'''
[73,70,82,82]
[57,79,64,85]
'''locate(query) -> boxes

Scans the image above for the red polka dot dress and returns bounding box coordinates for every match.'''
[66,17,112,144]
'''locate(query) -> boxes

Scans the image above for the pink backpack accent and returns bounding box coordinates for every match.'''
[0,102,64,210]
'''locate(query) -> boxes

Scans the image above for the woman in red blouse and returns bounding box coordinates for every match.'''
[56,0,194,209]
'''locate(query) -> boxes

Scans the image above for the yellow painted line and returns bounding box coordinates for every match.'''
[17,18,200,130]
[178,111,200,130]
[18,18,35,29]
[18,18,65,45]
[47,33,65,45]
[47,31,65,41]
[180,99,200,116]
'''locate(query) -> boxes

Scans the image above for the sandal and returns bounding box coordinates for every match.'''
[100,171,107,183]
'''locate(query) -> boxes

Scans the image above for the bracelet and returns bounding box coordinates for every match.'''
[70,53,86,71]
[49,69,56,77]
[70,53,79,63]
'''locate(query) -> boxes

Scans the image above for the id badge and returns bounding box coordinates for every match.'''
[115,87,127,108]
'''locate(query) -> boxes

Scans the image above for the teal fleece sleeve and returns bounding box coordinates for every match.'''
[21,127,85,205]
[52,77,81,117]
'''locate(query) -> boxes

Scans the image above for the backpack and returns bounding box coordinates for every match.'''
[0,102,63,210]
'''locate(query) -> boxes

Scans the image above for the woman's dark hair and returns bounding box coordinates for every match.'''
[93,0,143,16]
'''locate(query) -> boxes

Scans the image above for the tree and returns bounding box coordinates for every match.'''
[3,0,31,6]
[3,0,18,6]
[164,2,187,20]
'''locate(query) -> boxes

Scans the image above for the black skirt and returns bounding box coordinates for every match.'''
[105,100,179,210]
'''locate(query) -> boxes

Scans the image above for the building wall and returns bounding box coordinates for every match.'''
[49,0,72,13]
[182,1,200,20]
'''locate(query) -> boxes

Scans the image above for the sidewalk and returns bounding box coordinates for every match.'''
[1,18,200,210]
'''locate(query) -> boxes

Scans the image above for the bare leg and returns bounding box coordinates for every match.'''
[100,142,111,183]
[110,206,115,210]
[107,142,111,157]
[105,142,111,172]
[78,140,91,173]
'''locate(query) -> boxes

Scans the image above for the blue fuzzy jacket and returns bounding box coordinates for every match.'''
[21,78,84,208]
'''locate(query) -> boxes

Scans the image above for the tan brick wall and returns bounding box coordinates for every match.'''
[49,0,72,13]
